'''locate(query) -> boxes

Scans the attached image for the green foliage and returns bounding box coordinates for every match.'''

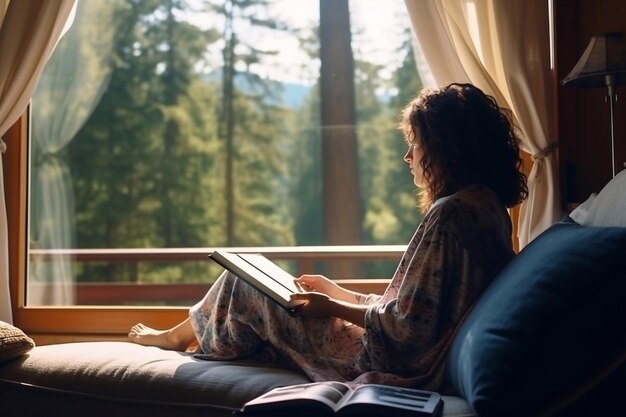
[49,0,424,287]
[68,0,223,282]
[288,86,324,246]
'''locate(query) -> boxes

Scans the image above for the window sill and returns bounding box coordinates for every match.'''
[14,279,389,343]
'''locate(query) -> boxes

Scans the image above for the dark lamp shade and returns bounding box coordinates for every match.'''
[561,32,626,88]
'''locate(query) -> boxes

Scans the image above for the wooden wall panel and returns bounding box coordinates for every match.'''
[556,0,626,203]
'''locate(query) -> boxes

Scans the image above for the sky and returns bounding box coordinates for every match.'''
[185,0,412,85]
[258,0,411,83]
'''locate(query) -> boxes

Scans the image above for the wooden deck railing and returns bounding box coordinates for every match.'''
[28,246,404,305]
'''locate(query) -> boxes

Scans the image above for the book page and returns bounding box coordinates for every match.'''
[240,382,353,414]
[341,385,442,416]
[210,251,295,306]
[237,253,302,293]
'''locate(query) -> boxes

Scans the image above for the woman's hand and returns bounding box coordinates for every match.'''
[289,292,367,327]
[295,274,354,302]
[289,292,335,318]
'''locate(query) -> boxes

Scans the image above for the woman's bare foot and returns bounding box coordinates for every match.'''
[128,321,194,351]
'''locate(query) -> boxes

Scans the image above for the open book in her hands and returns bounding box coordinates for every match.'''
[236,381,443,417]
[208,250,306,311]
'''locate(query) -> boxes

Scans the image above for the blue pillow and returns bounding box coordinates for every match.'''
[446,220,626,417]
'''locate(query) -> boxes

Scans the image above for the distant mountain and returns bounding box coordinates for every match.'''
[202,70,311,108]
[280,81,311,107]
[202,71,392,107]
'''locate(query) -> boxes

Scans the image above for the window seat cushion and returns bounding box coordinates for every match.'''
[0,340,475,417]
[0,341,310,417]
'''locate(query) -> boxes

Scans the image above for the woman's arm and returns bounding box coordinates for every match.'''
[289,292,367,327]
[295,274,366,303]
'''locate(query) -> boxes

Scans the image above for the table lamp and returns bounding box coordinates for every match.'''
[561,32,626,177]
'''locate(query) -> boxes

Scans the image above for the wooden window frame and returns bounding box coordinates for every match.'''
[5,114,198,343]
[4,113,389,343]
[5,110,523,344]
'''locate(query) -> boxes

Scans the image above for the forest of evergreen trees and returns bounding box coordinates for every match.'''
[30,0,424,287]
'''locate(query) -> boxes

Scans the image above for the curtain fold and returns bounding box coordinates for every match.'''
[29,0,116,306]
[404,0,563,248]
[0,0,76,323]
[407,1,470,86]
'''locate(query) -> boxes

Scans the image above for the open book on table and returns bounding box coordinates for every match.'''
[208,250,306,311]
[236,381,443,417]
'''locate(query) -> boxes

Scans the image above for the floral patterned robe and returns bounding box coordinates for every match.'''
[189,184,514,391]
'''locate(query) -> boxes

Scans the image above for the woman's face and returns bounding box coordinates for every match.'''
[403,138,425,188]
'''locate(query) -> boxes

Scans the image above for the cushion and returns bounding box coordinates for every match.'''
[0,341,309,410]
[0,341,478,417]
[445,220,626,417]
[570,167,626,226]
[0,321,35,364]
[0,341,475,417]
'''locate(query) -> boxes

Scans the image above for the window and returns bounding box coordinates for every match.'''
[26,0,423,308]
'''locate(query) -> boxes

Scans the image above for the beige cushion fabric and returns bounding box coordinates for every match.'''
[0,341,309,407]
[0,341,476,417]
[0,321,35,364]
[570,168,626,227]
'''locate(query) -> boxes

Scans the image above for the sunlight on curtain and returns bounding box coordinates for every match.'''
[0,135,8,323]
[0,0,7,19]
[0,0,76,323]
[0,0,11,323]
[405,0,470,87]
[404,0,563,248]
[410,36,437,88]
[29,0,119,305]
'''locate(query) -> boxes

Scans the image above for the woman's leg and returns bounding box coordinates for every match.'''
[129,270,365,380]
[127,270,249,352]
[190,271,363,377]
[189,271,266,359]
[128,317,197,351]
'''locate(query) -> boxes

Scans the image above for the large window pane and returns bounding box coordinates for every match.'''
[27,0,423,306]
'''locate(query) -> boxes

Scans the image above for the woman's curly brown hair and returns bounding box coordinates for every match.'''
[401,83,528,211]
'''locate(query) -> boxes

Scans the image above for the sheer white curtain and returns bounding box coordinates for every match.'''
[404,0,563,248]
[0,0,10,324]
[29,0,117,305]
[0,0,76,323]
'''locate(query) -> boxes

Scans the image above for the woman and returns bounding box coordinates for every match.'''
[129,83,528,390]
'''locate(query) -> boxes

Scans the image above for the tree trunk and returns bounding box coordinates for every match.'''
[319,0,362,278]
[222,0,236,246]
